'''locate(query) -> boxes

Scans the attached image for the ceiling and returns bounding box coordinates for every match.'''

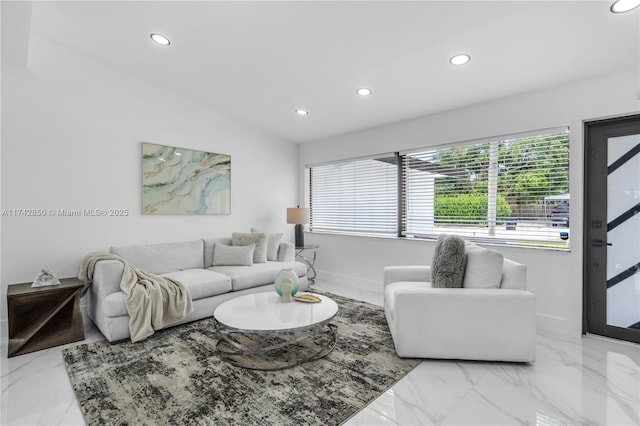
[20,1,640,143]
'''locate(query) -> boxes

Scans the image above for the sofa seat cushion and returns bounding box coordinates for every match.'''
[208,261,306,291]
[384,281,432,321]
[100,269,231,318]
[161,269,232,300]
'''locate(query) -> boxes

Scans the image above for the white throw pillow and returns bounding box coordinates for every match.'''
[251,228,283,261]
[463,244,504,289]
[212,243,255,266]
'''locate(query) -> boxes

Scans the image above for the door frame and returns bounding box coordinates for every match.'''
[583,113,640,344]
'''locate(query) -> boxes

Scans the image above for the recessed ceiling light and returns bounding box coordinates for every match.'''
[150,33,171,46]
[610,0,640,13]
[450,54,471,66]
[356,88,372,96]
[295,109,309,116]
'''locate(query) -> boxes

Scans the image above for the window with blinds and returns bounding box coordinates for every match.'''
[309,156,398,236]
[403,130,570,247]
[307,128,570,249]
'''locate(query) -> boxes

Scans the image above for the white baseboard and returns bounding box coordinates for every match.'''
[316,270,382,293]
[536,313,578,338]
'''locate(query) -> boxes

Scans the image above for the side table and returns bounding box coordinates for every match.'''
[295,244,319,285]
[7,277,85,357]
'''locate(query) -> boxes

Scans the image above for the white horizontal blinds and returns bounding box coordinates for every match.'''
[403,150,473,236]
[498,131,569,220]
[309,156,398,235]
[403,130,570,245]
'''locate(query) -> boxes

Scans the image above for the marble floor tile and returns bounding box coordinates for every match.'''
[1,319,102,426]
[376,361,491,425]
[317,280,639,426]
[6,400,85,426]
[344,405,399,426]
[0,280,638,425]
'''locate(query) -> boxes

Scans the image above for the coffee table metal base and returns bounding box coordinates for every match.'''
[214,322,337,371]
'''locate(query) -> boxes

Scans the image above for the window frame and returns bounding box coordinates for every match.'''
[307,127,570,250]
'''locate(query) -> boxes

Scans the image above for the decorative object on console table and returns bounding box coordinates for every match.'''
[31,264,61,287]
[296,244,319,285]
[7,277,85,357]
[274,268,300,303]
[287,206,309,248]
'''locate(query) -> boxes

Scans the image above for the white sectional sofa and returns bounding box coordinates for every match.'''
[87,237,308,342]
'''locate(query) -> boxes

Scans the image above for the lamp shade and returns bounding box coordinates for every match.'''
[287,207,310,224]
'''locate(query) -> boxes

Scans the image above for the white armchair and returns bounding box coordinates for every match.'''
[383,258,536,362]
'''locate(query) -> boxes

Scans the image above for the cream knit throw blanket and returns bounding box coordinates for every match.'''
[78,252,194,343]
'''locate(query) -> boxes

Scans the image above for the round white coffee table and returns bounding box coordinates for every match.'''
[213,292,339,370]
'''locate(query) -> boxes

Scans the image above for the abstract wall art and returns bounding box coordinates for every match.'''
[142,142,231,215]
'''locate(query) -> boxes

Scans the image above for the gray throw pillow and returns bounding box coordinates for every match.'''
[212,243,255,266]
[251,228,283,261]
[431,234,467,288]
[232,232,268,263]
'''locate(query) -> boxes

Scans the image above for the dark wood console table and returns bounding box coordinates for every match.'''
[7,277,85,357]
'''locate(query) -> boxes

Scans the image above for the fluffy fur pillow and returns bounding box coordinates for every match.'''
[232,232,268,263]
[431,234,467,288]
[251,228,283,261]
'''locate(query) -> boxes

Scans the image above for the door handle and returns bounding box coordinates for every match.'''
[591,239,612,247]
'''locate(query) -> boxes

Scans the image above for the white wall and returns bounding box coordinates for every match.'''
[0,36,299,320]
[299,68,640,338]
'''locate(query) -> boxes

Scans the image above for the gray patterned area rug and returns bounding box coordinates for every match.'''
[63,292,420,426]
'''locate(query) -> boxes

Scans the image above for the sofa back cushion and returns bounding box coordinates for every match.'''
[500,258,527,290]
[203,238,232,267]
[110,240,204,275]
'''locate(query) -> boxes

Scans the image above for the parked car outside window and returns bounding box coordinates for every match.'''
[549,202,570,227]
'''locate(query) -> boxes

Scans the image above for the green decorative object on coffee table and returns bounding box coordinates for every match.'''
[274,268,299,302]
